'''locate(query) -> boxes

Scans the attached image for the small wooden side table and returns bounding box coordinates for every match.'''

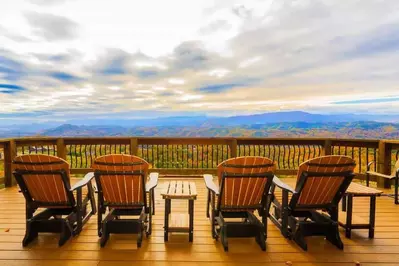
[161,181,197,242]
[339,182,382,238]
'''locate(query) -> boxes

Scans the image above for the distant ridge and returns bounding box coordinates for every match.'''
[35,120,399,139]
[1,111,399,138]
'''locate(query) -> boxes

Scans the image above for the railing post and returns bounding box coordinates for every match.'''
[130,138,138,155]
[56,138,66,160]
[377,140,391,188]
[4,139,17,187]
[323,139,332,155]
[229,139,237,158]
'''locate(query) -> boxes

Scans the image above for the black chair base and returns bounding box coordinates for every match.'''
[270,201,343,251]
[291,218,343,251]
[22,208,89,247]
[99,208,148,248]
[214,211,267,252]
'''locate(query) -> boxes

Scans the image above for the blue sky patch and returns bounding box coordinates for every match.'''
[333,97,399,105]
[195,83,244,93]
[0,56,26,81]
[49,71,82,82]
[0,84,26,94]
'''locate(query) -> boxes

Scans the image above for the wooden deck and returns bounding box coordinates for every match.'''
[1,178,399,266]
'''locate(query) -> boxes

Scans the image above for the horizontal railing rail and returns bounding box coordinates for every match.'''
[0,137,397,188]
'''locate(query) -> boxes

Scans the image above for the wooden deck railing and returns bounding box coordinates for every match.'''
[0,137,398,188]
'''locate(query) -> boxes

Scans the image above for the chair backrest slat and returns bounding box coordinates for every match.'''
[293,155,356,208]
[13,154,71,205]
[217,156,275,210]
[92,154,149,207]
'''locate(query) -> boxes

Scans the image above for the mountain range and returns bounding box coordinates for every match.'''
[1,111,399,138]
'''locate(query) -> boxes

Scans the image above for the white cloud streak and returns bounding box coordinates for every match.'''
[1,0,399,120]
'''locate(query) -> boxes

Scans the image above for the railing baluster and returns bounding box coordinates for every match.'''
[276,145,281,168]
[289,145,293,169]
[359,147,362,173]
[80,145,84,168]
[282,145,286,169]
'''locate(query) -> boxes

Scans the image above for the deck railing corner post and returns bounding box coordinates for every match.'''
[377,140,391,188]
[4,139,17,187]
[229,139,237,158]
[130,138,138,155]
[323,139,332,156]
[56,138,66,160]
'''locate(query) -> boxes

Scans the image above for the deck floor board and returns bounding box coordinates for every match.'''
[0,177,399,265]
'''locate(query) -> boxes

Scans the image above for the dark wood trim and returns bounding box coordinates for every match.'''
[378,141,392,188]
[56,138,66,160]
[4,140,16,187]
[130,138,138,155]
[324,140,332,155]
[229,139,237,157]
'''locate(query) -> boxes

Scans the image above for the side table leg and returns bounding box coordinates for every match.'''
[369,196,376,238]
[164,199,171,242]
[342,195,347,212]
[189,199,194,242]
[345,194,353,239]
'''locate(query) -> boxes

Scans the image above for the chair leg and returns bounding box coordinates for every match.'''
[97,209,103,237]
[137,223,143,248]
[255,230,266,251]
[220,224,228,252]
[100,221,110,247]
[395,174,399,205]
[293,228,308,251]
[59,222,73,246]
[88,183,97,215]
[210,194,217,239]
[326,224,344,250]
[152,190,155,215]
[22,221,38,247]
[206,190,210,218]
[146,209,152,237]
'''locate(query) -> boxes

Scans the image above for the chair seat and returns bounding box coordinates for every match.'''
[366,171,395,179]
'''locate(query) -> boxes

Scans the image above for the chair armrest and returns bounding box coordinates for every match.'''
[146,172,158,192]
[204,174,219,195]
[70,172,95,191]
[367,161,375,171]
[273,176,296,194]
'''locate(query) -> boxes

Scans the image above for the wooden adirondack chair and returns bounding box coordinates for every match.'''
[92,154,158,247]
[13,154,96,246]
[269,155,356,251]
[366,158,399,204]
[204,156,276,251]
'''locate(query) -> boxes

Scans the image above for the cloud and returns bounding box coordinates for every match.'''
[29,0,69,5]
[0,84,27,94]
[344,23,399,58]
[25,11,78,41]
[1,0,399,120]
[199,20,232,35]
[0,54,27,81]
[171,41,212,70]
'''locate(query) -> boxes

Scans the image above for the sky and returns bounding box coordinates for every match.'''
[1,0,399,123]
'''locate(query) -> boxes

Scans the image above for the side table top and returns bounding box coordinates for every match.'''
[161,181,197,200]
[346,182,383,196]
